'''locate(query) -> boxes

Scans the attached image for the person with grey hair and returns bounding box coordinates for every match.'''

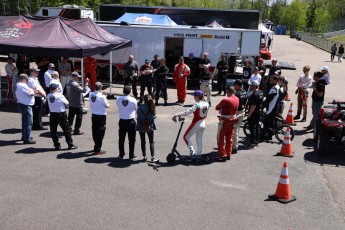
[67,71,88,135]
[116,85,138,160]
[15,74,35,144]
[50,71,63,94]
[89,82,110,155]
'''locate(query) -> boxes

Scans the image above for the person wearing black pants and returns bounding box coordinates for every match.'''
[246,80,263,148]
[139,59,154,103]
[124,55,139,98]
[47,83,77,150]
[216,55,229,95]
[89,82,110,155]
[116,86,138,160]
[67,72,88,135]
[154,58,169,106]
[28,67,47,130]
[137,94,159,163]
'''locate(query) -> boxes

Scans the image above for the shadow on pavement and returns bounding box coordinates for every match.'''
[84,157,139,168]
[0,103,18,113]
[0,128,21,134]
[15,147,53,154]
[39,131,64,138]
[304,149,345,167]
[302,138,315,147]
[57,150,94,159]
[0,139,21,146]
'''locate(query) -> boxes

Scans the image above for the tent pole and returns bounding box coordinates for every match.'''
[109,51,113,96]
[81,58,84,88]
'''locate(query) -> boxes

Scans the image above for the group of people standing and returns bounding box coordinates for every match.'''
[330,44,344,63]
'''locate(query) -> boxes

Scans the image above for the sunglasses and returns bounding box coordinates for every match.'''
[303,69,309,71]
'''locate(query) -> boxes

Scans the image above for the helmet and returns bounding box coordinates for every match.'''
[194,90,204,97]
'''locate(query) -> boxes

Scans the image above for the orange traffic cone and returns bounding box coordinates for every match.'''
[285,103,295,126]
[285,92,290,101]
[278,127,294,157]
[268,162,297,203]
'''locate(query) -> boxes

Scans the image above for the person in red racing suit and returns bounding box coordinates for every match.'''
[173,56,191,106]
[84,57,97,91]
[215,86,239,161]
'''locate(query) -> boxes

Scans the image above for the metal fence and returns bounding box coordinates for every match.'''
[298,32,343,53]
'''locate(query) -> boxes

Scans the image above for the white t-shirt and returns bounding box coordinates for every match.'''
[320,73,330,85]
[50,79,63,94]
[44,69,53,88]
[248,73,262,85]
[47,92,69,113]
[28,76,43,97]
[89,91,109,115]
[15,82,34,106]
[5,63,17,78]
[296,74,312,92]
[116,95,137,119]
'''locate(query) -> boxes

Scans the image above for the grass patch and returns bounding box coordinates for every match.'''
[326,35,345,44]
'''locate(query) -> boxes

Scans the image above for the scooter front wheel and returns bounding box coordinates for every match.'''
[166,153,176,163]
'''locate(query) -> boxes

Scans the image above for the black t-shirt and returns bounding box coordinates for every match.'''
[154,65,169,80]
[268,66,281,77]
[242,67,252,81]
[258,65,266,77]
[312,80,325,102]
[140,65,153,82]
[151,60,160,70]
[248,90,263,115]
[216,60,229,73]
[199,58,211,70]
[235,89,248,111]
[199,70,212,81]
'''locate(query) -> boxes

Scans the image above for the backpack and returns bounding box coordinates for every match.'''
[139,107,152,132]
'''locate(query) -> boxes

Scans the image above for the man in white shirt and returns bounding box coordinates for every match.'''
[47,83,77,150]
[15,74,35,144]
[28,67,47,130]
[44,63,55,91]
[49,71,63,94]
[5,57,18,101]
[89,82,110,155]
[116,85,138,160]
[248,67,262,87]
[294,65,312,121]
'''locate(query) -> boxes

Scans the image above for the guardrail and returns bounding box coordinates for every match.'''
[298,32,343,53]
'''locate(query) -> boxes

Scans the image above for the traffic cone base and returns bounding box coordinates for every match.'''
[268,162,296,204]
[268,193,297,203]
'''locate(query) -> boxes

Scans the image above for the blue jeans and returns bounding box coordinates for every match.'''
[18,103,33,141]
[310,101,323,128]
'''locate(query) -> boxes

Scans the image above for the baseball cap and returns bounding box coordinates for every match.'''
[123,85,131,95]
[48,63,55,68]
[272,59,277,62]
[145,59,150,63]
[234,79,243,86]
[189,53,194,56]
[250,80,260,86]
[320,66,329,71]
[154,54,159,58]
[18,73,29,80]
[95,82,103,91]
[29,67,40,72]
[258,58,264,62]
[71,71,81,77]
[49,83,59,90]
[194,90,204,97]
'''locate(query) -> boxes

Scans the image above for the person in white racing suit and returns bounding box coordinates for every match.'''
[172,90,209,157]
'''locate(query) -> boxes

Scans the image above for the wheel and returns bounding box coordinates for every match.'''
[315,129,330,156]
[201,154,211,163]
[243,122,251,137]
[275,124,295,143]
[166,153,176,163]
[243,121,263,138]
[106,65,120,81]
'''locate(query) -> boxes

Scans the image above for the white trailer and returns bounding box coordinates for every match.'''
[36,5,94,20]
[93,23,262,78]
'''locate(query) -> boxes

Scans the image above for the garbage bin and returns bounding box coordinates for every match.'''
[275,25,281,35]
[281,26,287,35]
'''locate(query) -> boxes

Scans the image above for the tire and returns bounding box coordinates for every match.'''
[315,129,330,156]
[166,153,176,163]
[275,124,295,143]
[243,121,263,138]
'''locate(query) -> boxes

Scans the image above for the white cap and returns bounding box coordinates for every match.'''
[250,80,260,86]
[320,66,329,71]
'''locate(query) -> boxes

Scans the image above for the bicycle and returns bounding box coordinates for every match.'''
[243,114,295,143]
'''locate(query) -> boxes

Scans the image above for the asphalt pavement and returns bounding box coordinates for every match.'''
[0,35,345,229]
